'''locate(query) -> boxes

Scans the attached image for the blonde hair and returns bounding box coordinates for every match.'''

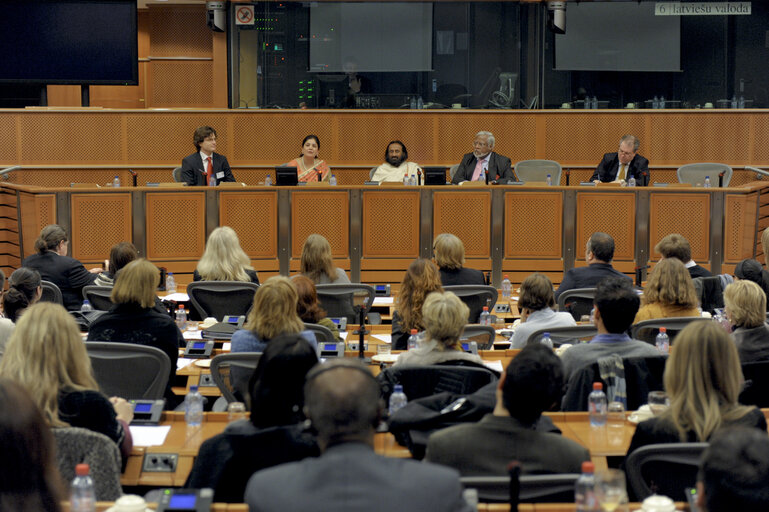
[642,258,698,308]
[300,234,335,283]
[396,258,443,332]
[433,233,465,270]
[197,226,254,282]
[0,302,98,427]
[111,259,158,308]
[724,280,766,328]
[422,291,469,349]
[245,276,304,340]
[662,321,753,441]
[762,227,769,267]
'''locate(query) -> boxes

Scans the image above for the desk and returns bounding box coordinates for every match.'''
[62,503,247,512]
[479,505,687,511]
[545,412,635,471]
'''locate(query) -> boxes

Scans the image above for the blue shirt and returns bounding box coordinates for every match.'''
[589,333,632,344]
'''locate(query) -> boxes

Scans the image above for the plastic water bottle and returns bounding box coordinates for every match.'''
[409,174,417,186]
[403,173,409,185]
[409,96,417,109]
[70,463,96,512]
[501,275,512,298]
[329,174,337,186]
[591,96,598,109]
[588,382,608,427]
[704,176,711,188]
[80,300,93,313]
[175,305,187,330]
[540,332,554,349]
[659,95,665,108]
[185,385,204,426]
[738,95,746,109]
[546,174,552,186]
[628,176,636,187]
[112,175,121,188]
[166,272,176,293]
[653,96,659,109]
[575,461,598,512]
[731,95,738,108]
[417,96,424,109]
[655,327,670,354]
[264,174,272,186]
[388,384,408,416]
[479,306,491,326]
[407,329,418,350]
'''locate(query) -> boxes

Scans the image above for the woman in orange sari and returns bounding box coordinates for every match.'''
[287,135,331,183]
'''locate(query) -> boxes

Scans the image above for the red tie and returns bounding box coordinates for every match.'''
[206,156,213,185]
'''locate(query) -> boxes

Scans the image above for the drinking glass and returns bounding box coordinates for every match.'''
[607,401,626,427]
[648,391,669,416]
[227,402,247,422]
[595,469,628,512]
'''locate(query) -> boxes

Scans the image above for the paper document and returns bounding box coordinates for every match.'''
[129,425,171,446]
[339,332,348,341]
[372,297,394,306]
[162,293,189,302]
[183,330,203,340]
[371,334,392,344]
[176,358,195,370]
[482,360,504,373]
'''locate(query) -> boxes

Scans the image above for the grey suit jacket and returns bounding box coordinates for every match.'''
[245,442,473,512]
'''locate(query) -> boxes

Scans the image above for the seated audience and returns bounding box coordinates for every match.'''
[560,277,661,379]
[392,258,443,350]
[395,291,483,367]
[298,234,350,284]
[94,241,138,287]
[763,227,769,268]
[626,321,766,457]
[425,343,589,476]
[724,280,769,363]
[0,302,134,461]
[22,224,102,310]
[185,334,320,502]
[86,259,184,405]
[733,258,769,309]
[294,275,341,342]
[193,226,259,284]
[511,272,576,348]
[371,140,422,184]
[0,378,63,512]
[433,233,485,286]
[555,232,631,301]
[0,267,39,356]
[634,258,701,323]
[245,359,473,512]
[287,135,331,183]
[655,233,712,278]
[697,427,769,512]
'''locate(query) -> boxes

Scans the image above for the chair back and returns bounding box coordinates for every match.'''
[377,364,497,404]
[315,283,375,324]
[625,443,708,501]
[52,427,122,501]
[304,322,336,343]
[82,285,114,311]
[187,281,259,321]
[210,352,263,405]
[449,164,460,179]
[739,360,769,408]
[85,342,171,400]
[677,163,732,187]
[461,474,580,503]
[527,324,598,347]
[40,280,64,305]
[556,287,597,321]
[460,324,496,350]
[514,159,562,184]
[369,167,378,180]
[172,166,183,182]
[692,276,725,314]
[443,285,498,323]
[631,317,709,345]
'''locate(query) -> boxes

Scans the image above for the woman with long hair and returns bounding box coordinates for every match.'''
[724,280,769,363]
[293,275,341,342]
[626,321,766,455]
[299,234,350,284]
[634,257,700,323]
[392,258,443,350]
[195,226,259,284]
[286,135,331,183]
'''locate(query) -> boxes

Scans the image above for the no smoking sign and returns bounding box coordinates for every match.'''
[235,5,254,25]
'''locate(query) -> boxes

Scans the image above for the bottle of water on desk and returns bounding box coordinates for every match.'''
[112,175,121,188]
[627,176,636,187]
[185,385,204,426]
[166,272,177,293]
[540,332,553,350]
[655,327,670,354]
[329,174,337,186]
[81,300,93,313]
[71,463,96,512]
[546,174,552,186]
[575,461,598,512]
[176,304,187,330]
[407,329,418,350]
[403,173,409,186]
[704,176,711,188]
[409,174,417,186]
[388,384,408,416]
[501,275,512,298]
[264,174,272,186]
[588,382,607,427]
[479,306,491,326]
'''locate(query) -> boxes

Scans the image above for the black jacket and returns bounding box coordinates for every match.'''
[590,152,649,185]
[23,251,98,311]
[180,152,236,186]
[452,152,514,184]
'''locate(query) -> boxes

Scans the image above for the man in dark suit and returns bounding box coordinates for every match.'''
[180,126,236,186]
[555,232,631,301]
[451,131,514,184]
[655,233,713,278]
[245,359,472,512]
[591,134,649,185]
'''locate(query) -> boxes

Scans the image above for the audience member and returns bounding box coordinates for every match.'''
[655,233,712,278]
[0,267,40,356]
[425,344,589,476]
[634,258,700,323]
[433,233,485,286]
[451,131,514,184]
[180,125,236,186]
[194,226,259,284]
[94,241,138,287]
[22,224,102,310]
[186,334,320,502]
[371,141,421,183]
[0,378,63,512]
[590,134,649,185]
[287,135,331,183]
[294,275,341,342]
[299,234,350,284]
[511,272,576,348]
[697,427,769,512]
[762,227,769,268]
[733,258,769,308]
[724,280,769,363]
[395,291,483,367]
[245,359,473,512]
[555,232,631,300]
[626,321,766,457]
[392,258,443,350]
[560,277,660,379]
[0,302,134,461]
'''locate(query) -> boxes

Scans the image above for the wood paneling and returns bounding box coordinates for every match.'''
[18,192,55,261]
[576,192,636,261]
[649,192,710,262]
[504,191,562,258]
[219,191,278,259]
[362,190,420,258]
[71,193,132,262]
[145,191,206,260]
[433,191,491,259]
[290,190,349,258]
[724,191,758,263]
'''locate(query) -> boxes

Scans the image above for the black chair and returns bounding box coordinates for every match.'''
[692,276,724,314]
[210,352,263,405]
[631,317,709,345]
[557,287,597,322]
[527,325,598,347]
[82,285,114,311]
[625,443,708,501]
[84,342,171,400]
[739,360,769,408]
[40,280,64,305]
[303,322,336,343]
[443,285,498,324]
[461,474,580,503]
[187,281,259,321]
[460,324,496,350]
[377,365,497,404]
[315,284,375,324]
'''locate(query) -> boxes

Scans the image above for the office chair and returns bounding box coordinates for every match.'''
[85,342,171,400]
[676,163,732,187]
[514,160,562,184]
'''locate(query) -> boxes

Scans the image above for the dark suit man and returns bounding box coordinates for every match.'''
[452,131,514,184]
[590,134,649,185]
[555,232,631,301]
[180,126,236,186]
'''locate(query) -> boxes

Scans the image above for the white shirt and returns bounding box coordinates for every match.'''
[371,161,422,183]
[199,151,214,184]
[510,308,577,349]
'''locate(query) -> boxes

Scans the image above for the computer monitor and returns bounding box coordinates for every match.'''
[276,166,298,186]
[423,166,448,185]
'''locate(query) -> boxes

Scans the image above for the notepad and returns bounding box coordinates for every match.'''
[129,425,171,446]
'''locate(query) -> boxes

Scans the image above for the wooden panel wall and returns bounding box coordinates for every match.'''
[290,190,350,261]
[433,191,491,265]
[71,193,132,261]
[649,193,711,263]
[145,191,206,260]
[576,192,636,261]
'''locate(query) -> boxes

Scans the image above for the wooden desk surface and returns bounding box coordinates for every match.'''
[62,503,247,512]
[479,504,687,511]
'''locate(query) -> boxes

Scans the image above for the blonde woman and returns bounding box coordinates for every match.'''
[299,234,350,285]
[392,258,443,350]
[633,258,700,323]
[395,291,483,367]
[626,321,765,455]
[0,302,134,460]
[195,226,259,284]
[433,233,485,286]
[724,280,769,363]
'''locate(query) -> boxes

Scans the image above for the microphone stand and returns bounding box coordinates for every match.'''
[417,169,422,186]
[565,169,570,186]
[129,169,137,187]
[718,171,725,188]
[354,298,370,363]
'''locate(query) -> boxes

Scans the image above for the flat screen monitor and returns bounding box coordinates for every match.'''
[423,167,448,185]
[276,167,298,186]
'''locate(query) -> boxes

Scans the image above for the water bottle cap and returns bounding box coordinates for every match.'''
[543,332,550,337]
[179,304,184,310]
[581,461,594,473]
[706,176,710,179]
[410,329,418,334]
[659,327,666,333]
[504,275,509,278]
[593,382,603,390]
[547,174,551,177]
[83,300,90,305]
[168,272,174,276]
[190,385,198,392]
[393,384,403,393]
[75,463,90,476]
[483,306,488,311]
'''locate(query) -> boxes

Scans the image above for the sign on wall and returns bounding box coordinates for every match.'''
[655,2,751,15]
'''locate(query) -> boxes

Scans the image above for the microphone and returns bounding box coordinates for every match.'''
[129,169,137,187]
[316,168,322,182]
[718,171,725,188]
[0,165,20,181]
[417,169,422,186]
[484,169,489,185]
[641,171,649,187]
[565,169,571,186]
